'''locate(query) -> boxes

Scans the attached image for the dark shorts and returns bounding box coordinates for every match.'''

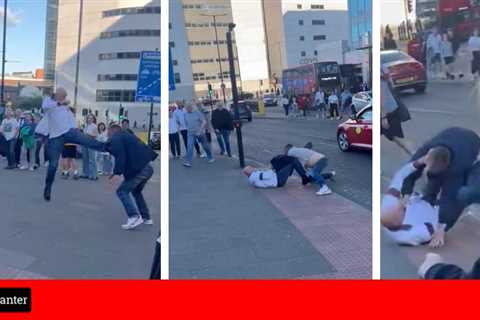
[444,56,454,65]
[62,145,77,159]
[381,109,404,141]
[431,53,441,64]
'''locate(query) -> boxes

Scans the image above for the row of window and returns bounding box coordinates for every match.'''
[100,29,160,39]
[191,57,237,64]
[298,19,325,26]
[299,35,327,41]
[185,22,231,28]
[193,72,239,82]
[98,52,140,60]
[97,74,138,81]
[102,6,160,17]
[296,4,325,10]
[96,90,136,102]
[182,4,229,10]
[300,50,321,57]
[187,39,236,46]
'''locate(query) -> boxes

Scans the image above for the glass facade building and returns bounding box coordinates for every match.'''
[348,0,372,49]
[44,0,58,81]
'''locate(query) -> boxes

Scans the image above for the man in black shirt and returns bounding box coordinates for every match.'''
[211,102,234,157]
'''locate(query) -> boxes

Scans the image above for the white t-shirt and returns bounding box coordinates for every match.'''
[328,94,339,104]
[42,97,76,138]
[287,147,323,167]
[169,117,178,134]
[1,118,19,141]
[469,36,480,51]
[441,40,453,58]
[248,170,278,188]
[84,123,98,137]
[427,33,442,54]
[314,91,325,104]
[174,108,187,131]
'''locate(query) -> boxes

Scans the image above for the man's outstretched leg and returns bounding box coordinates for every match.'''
[44,136,64,201]
[64,128,106,152]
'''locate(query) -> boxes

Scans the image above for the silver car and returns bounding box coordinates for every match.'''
[352,91,371,113]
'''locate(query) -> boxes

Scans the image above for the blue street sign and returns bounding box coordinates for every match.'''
[169,47,176,91]
[136,51,160,103]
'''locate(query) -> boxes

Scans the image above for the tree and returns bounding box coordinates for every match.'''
[15,95,43,111]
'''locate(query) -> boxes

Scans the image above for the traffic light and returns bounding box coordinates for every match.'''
[207,83,213,97]
[119,106,124,116]
[407,0,413,13]
[124,110,128,118]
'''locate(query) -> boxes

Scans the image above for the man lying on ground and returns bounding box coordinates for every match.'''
[418,253,480,279]
[403,127,480,248]
[284,144,335,196]
[243,156,310,189]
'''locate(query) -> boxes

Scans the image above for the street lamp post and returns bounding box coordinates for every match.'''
[226,23,245,168]
[200,13,227,103]
[0,0,8,118]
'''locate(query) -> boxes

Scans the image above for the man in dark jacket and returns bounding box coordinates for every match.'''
[401,127,480,247]
[211,102,234,157]
[108,124,158,230]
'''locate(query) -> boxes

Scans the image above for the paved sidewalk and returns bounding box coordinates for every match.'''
[170,156,371,279]
[0,158,159,279]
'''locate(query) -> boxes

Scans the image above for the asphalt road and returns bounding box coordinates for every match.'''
[381,81,480,278]
[234,115,372,210]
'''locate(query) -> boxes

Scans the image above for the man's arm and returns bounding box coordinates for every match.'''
[42,97,57,112]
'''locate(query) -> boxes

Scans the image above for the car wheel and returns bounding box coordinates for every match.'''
[415,84,426,94]
[337,131,350,152]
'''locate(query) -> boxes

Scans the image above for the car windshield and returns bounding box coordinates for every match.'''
[381,51,410,65]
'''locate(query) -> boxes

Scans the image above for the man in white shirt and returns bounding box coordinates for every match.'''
[327,92,340,119]
[243,156,310,189]
[42,87,106,201]
[427,28,442,77]
[284,144,335,195]
[174,102,201,156]
[0,108,19,169]
[314,89,326,119]
[381,162,439,246]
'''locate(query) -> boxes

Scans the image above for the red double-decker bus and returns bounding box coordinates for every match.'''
[437,0,480,40]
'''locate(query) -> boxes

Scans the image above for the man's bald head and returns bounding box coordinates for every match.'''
[55,87,67,102]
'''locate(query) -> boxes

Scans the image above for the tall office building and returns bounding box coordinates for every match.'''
[54,0,160,125]
[44,0,58,81]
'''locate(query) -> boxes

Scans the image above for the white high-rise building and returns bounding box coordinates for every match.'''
[54,0,160,126]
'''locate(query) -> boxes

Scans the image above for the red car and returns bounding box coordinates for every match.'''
[381,50,427,94]
[336,104,372,152]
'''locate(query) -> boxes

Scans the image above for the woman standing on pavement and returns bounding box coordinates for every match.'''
[468,28,480,81]
[96,122,112,175]
[441,33,455,80]
[81,114,99,180]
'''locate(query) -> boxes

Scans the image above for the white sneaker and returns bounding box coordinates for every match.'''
[121,216,144,230]
[418,253,444,279]
[143,219,153,225]
[207,158,215,164]
[29,166,35,171]
[199,153,207,158]
[316,185,332,196]
[19,165,28,170]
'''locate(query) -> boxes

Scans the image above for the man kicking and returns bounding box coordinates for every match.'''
[403,127,480,248]
[108,124,158,230]
[243,156,310,189]
[42,88,107,201]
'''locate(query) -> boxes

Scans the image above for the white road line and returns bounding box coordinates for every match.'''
[408,108,456,116]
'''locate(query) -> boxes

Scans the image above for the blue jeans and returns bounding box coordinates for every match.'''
[310,157,332,187]
[82,147,97,179]
[186,133,212,163]
[5,138,16,167]
[97,153,113,175]
[45,129,105,189]
[215,129,231,156]
[116,164,153,219]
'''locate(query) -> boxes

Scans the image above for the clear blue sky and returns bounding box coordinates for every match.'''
[2,0,46,73]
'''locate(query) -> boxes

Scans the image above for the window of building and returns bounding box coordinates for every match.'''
[299,35,305,41]
[312,20,325,25]
[298,19,304,25]
[169,41,175,48]
[311,4,324,9]
[99,52,140,60]
[97,74,138,81]
[314,50,318,56]
[100,29,160,39]
[174,73,181,84]
[301,51,306,57]
[102,6,160,17]
[173,60,178,66]
[297,4,302,9]
[96,90,136,102]
[313,35,326,40]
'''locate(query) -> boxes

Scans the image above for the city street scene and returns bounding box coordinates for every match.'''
[381,0,480,279]
[0,0,160,279]
[170,0,372,279]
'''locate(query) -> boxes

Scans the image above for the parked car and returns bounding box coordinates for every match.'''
[227,100,253,122]
[263,94,278,107]
[351,91,371,113]
[381,50,427,94]
[336,104,372,152]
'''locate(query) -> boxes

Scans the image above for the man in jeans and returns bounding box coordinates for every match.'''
[42,88,106,201]
[0,108,19,169]
[285,144,335,195]
[211,102,234,157]
[174,101,201,156]
[108,124,158,230]
[183,103,214,167]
